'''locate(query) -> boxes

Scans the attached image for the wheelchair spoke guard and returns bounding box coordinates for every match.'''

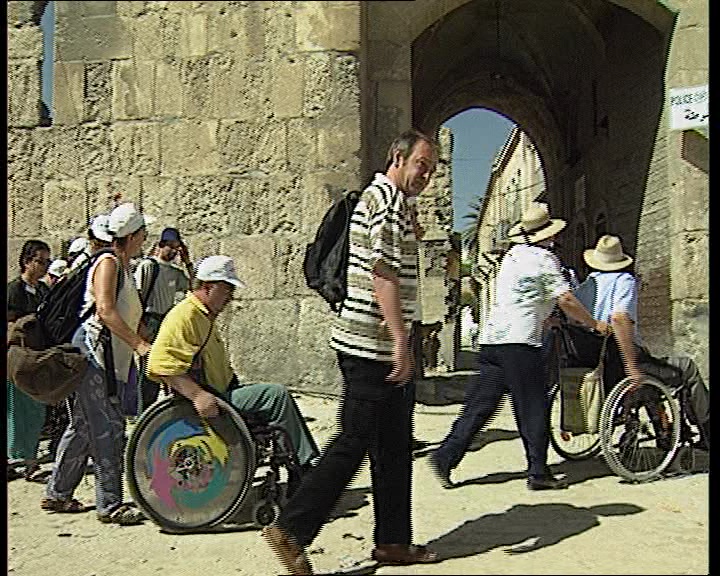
[126,395,256,532]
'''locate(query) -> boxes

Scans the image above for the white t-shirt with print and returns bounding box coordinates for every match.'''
[480,244,570,347]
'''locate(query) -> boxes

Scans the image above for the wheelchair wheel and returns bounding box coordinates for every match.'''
[548,382,601,460]
[126,395,256,532]
[599,376,680,482]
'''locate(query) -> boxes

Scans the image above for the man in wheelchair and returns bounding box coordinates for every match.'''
[147,255,320,496]
[557,235,710,451]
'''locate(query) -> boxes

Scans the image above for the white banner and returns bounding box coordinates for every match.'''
[669,85,709,131]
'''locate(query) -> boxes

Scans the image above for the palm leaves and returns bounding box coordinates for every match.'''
[460,199,483,253]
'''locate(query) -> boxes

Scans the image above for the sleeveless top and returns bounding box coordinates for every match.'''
[72,252,143,384]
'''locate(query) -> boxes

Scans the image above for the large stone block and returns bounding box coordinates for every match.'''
[54,14,131,61]
[112,60,155,120]
[154,58,184,118]
[160,120,219,175]
[296,298,342,393]
[296,3,359,52]
[317,115,360,172]
[7,60,41,127]
[274,235,315,299]
[207,10,251,56]
[220,235,276,299]
[8,26,43,59]
[671,299,709,380]
[7,1,43,27]
[56,1,117,17]
[7,129,35,182]
[86,176,142,224]
[139,176,179,226]
[209,54,267,121]
[227,173,302,236]
[79,124,113,176]
[270,56,304,119]
[670,231,708,301]
[218,120,288,176]
[174,176,233,236]
[224,299,300,386]
[669,171,708,234]
[32,127,83,181]
[303,52,333,118]
[42,180,87,234]
[52,61,85,125]
[181,57,214,118]
[85,62,113,123]
[111,122,161,176]
[179,12,207,57]
[287,118,318,171]
[263,3,296,56]
[9,181,44,237]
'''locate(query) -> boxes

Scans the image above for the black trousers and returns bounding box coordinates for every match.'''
[433,344,550,478]
[277,352,415,547]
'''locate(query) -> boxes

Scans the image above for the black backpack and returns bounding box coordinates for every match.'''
[303,190,361,313]
[36,248,121,345]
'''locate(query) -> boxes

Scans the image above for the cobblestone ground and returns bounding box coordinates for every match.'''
[8,392,709,575]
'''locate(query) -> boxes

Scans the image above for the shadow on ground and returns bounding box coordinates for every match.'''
[427,501,645,560]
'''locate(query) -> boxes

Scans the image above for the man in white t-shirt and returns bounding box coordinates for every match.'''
[429,203,607,491]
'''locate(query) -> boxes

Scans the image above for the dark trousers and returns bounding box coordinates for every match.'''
[277,352,415,547]
[433,344,550,478]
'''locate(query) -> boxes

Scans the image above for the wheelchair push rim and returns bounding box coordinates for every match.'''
[126,395,256,531]
[548,381,602,461]
[599,376,680,483]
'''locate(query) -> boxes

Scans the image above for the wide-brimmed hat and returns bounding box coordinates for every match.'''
[583,235,634,271]
[195,255,246,288]
[508,203,567,244]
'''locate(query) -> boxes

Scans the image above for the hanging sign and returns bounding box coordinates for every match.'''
[668,85,709,131]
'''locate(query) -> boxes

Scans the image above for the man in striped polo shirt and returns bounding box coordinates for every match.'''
[264,131,440,574]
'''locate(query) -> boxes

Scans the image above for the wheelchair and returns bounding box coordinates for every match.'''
[125,394,301,532]
[547,327,706,483]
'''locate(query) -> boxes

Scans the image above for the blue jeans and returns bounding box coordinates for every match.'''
[46,361,126,516]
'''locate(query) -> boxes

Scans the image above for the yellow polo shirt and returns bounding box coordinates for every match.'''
[147,293,233,393]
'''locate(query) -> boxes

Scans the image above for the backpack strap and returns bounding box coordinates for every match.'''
[188,322,214,388]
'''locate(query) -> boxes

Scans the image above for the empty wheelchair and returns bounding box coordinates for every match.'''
[547,327,706,482]
[126,394,301,532]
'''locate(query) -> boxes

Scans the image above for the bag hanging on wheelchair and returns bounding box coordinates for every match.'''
[579,333,609,434]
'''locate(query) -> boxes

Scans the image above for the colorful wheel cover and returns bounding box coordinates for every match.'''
[126,395,256,531]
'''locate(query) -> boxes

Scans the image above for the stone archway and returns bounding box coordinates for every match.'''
[363,0,682,357]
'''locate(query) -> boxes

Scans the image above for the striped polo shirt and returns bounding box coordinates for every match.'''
[330,173,418,362]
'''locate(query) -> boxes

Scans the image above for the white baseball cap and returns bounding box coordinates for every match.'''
[195,255,246,288]
[108,202,155,238]
[90,214,113,243]
[48,259,68,277]
[68,237,90,255]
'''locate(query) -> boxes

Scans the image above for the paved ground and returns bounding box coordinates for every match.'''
[8,387,709,576]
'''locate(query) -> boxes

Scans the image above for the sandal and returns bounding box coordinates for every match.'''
[372,544,439,565]
[41,497,86,513]
[98,503,146,526]
[24,464,51,483]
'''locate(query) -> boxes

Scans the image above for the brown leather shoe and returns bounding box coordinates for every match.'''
[262,524,314,575]
[372,544,439,565]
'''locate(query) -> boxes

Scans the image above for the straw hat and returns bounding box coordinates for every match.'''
[508,203,566,244]
[583,235,634,271]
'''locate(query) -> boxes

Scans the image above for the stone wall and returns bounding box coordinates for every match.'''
[7,0,364,393]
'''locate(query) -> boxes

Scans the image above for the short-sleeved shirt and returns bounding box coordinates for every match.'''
[147,293,233,393]
[7,277,49,322]
[480,244,570,347]
[135,257,190,316]
[574,271,643,346]
[330,173,418,362]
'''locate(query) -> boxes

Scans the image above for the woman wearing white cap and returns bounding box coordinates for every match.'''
[429,203,608,491]
[43,203,152,525]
